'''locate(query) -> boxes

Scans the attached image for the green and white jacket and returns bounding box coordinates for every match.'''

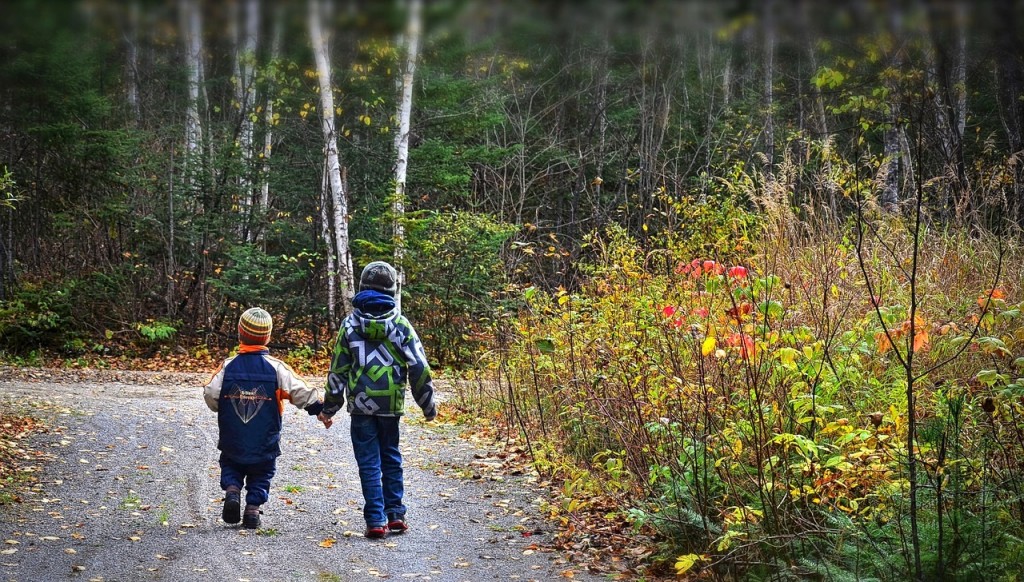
[322,306,436,419]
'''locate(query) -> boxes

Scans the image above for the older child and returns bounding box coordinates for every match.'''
[320,261,437,538]
[204,307,327,528]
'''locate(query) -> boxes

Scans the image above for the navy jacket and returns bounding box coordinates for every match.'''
[204,348,324,464]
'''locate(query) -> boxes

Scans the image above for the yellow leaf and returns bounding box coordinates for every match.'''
[701,336,716,357]
[675,553,703,575]
[318,538,336,548]
[777,347,798,368]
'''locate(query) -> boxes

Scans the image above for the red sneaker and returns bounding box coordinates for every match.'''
[365,525,387,539]
[387,518,409,533]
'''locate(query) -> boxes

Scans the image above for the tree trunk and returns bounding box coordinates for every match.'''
[125,1,141,126]
[392,0,422,310]
[179,0,204,186]
[762,0,775,174]
[800,0,828,138]
[319,159,337,333]
[166,145,177,318]
[994,0,1024,225]
[231,0,259,242]
[258,6,283,244]
[309,0,354,316]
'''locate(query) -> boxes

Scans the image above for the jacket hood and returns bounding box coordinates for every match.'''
[350,308,400,341]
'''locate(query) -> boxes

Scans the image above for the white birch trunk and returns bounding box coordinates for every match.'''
[232,0,259,241]
[258,7,283,239]
[762,0,775,174]
[392,0,422,309]
[309,0,354,315]
[180,0,204,184]
[319,161,338,332]
[125,2,141,125]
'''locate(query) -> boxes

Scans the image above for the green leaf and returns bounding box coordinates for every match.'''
[534,337,555,353]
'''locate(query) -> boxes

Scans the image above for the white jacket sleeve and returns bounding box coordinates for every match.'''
[203,360,230,412]
[269,357,323,412]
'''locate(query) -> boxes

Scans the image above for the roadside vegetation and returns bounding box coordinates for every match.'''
[3,1,1024,579]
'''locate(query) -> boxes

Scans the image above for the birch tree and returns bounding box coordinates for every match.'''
[179,0,204,186]
[309,0,354,316]
[319,163,338,332]
[258,6,283,242]
[391,0,422,307]
[125,2,141,126]
[231,0,259,241]
[762,0,775,174]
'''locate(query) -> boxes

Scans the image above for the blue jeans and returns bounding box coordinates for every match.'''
[350,414,405,527]
[220,456,277,506]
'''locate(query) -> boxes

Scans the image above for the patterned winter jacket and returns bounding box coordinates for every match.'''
[322,306,436,419]
[203,345,324,464]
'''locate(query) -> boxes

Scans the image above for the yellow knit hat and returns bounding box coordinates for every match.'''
[238,307,273,345]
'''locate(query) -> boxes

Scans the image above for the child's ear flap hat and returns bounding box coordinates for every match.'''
[238,307,273,345]
[359,261,398,296]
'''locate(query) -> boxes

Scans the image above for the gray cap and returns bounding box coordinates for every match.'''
[359,261,398,296]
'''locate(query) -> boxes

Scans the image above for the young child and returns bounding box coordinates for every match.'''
[319,261,437,539]
[203,307,327,529]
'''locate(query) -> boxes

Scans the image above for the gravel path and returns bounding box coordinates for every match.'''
[0,368,603,582]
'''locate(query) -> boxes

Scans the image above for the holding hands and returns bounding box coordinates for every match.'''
[318,412,333,429]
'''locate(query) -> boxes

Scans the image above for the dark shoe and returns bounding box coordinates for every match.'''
[222,487,241,524]
[243,504,262,529]
[387,518,408,533]
[365,525,387,539]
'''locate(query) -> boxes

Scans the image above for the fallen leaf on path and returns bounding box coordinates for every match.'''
[0,549,16,555]
[318,538,336,548]
[39,536,60,541]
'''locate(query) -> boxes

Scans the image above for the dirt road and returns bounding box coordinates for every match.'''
[0,368,601,582]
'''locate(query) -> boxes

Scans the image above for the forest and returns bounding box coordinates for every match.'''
[3,0,1024,579]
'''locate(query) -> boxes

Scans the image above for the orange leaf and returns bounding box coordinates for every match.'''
[875,331,893,354]
[912,329,929,353]
[318,538,335,548]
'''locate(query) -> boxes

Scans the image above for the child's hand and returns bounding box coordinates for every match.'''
[318,412,334,429]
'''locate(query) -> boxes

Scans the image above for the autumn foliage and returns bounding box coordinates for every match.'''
[462,218,1024,580]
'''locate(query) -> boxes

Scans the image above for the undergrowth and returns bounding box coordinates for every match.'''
[460,194,1024,579]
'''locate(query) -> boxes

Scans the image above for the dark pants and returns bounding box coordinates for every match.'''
[350,414,405,527]
[220,456,277,506]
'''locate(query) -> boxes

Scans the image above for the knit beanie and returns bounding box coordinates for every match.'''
[238,307,273,346]
[359,261,398,296]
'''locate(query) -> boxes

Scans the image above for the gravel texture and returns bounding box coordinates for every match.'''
[0,367,602,582]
